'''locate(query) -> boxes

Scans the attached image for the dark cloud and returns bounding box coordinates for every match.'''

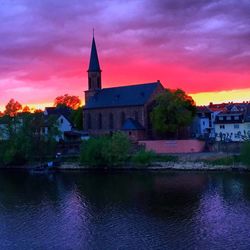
[0,0,250,106]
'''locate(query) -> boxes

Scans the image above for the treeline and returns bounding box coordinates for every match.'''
[0,94,83,129]
[0,113,59,166]
[0,94,83,166]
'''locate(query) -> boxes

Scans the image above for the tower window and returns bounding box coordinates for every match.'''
[88,77,92,89]
[97,77,100,88]
[87,114,92,129]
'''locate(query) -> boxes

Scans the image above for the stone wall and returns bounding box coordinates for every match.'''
[139,139,206,154]
[209,141,242,153]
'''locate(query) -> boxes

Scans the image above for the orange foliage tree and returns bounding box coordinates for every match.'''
[54,94,81,110]
[34,109,43,113]
[4,99,22,117]
[22,105,31,113]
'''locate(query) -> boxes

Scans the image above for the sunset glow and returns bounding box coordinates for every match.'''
[0,0,249,110]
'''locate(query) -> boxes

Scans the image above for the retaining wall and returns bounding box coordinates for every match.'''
[139,139,205,154]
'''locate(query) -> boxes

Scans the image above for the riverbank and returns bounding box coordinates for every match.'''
[58,161,250,172]
[0,152,249,171]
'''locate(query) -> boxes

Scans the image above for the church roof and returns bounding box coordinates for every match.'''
[122,118,144,130]
[84,82,161,109]
[88,37,101,72]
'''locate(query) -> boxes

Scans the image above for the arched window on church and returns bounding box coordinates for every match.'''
[134,111,138,122]
[109,113,114,129]
[87,113,92,129]
[98,113,102,129]
[120,112,125,127]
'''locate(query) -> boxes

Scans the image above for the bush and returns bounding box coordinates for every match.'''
[131,149,156,166]
[204,155,241,166]
[80,132,131,167]
[2,145,27,166]
[241,141,250,166]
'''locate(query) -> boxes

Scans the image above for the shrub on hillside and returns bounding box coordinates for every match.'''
[80,132,131,167]
[131,149,156,166]
[240,141,250,166]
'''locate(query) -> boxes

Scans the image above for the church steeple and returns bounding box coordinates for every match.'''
[87,34,102,91]
[88,36,101,72]
[85,33,102,103]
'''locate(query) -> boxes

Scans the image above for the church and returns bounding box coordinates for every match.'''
[83,36,165,140]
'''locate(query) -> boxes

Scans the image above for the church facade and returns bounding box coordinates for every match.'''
[83,36,165,140]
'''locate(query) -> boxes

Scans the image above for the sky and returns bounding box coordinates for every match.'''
[0,0,250,110]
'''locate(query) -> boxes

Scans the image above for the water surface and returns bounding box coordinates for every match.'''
[0,170,250,250]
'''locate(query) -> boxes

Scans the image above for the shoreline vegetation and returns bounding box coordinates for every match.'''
[1,132,250,172]
[0,153,249,172]
[0,162,249,172]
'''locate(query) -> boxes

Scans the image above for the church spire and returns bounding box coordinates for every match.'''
[88,34,101,72]
[86,33,102,99]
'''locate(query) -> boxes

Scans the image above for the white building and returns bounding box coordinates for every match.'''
[214,104,250,142]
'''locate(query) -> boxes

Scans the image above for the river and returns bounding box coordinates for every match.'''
[0,170,250,250]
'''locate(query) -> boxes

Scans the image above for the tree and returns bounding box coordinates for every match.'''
[22,105,31,113]
[150,88,196,137]
[34,109,43,113]
[80,132,131,167]
[2,99,22,137]
[0,113,60,166]
[54,94,81,110]
[4,99,22,117]
[71,106,83,130]
[240,140,250,166]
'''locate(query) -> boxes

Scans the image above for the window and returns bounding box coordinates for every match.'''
[120,112,125,127]
[134,111,139,121]
[87,114,91,129]
[219,117,223,121]
[235,132,241,138]
[88,77,92,89]
[234,124,239,129]
[60,118,64,124]
[109,113,114,129]
[97,77,100,88]
[98,113,102,129]
[234,116,239,120]
[226,116,231,121]
[220,125,225,129]
[203,121,205,126]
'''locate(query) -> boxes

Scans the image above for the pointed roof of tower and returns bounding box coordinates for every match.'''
[88,36,101,72]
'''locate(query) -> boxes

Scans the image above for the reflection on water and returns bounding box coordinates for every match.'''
[0,171,250,249]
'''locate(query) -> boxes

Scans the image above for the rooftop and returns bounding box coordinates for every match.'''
[84,82,162,109]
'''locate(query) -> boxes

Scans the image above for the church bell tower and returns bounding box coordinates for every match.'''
[85,34,102,103]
